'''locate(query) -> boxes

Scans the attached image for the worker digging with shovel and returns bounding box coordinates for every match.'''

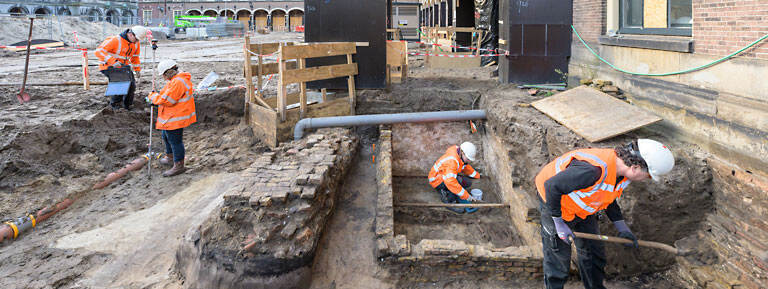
[94,25,148,111]
[146,59,196,177]
[535,139,675,289]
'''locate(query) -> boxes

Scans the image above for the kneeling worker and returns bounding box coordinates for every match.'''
[428,142,482,213]
[147,59,196,177]
[535,139,674,289]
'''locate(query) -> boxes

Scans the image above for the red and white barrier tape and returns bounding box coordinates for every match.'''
[386,39,499,53]
[408,52,506,57]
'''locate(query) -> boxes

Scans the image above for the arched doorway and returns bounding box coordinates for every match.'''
[122,10,134,25]
[288,9,304,31]
[9,6,29,16]
[253,10,268,30]
[221,10,234,20]
[58,8,71,16]
[270,10,286,31]
[236,10,251,30]
[106,9,120,25]
[187,10,202,16]
[33,7,50,16]
[203,10,217,18]
[87,9,102,22]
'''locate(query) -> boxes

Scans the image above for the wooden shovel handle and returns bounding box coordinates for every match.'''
[574,232,679,255]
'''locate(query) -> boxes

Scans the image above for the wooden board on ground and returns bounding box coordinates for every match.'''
[531,86,662,142]
[426,53,481,68]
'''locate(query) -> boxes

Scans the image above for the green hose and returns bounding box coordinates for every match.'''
[571,25,768,76]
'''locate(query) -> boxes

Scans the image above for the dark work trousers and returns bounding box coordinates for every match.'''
[434,175,473,203]
[539,200,607,289]
[161,128,185,163]
[101,65,136,109]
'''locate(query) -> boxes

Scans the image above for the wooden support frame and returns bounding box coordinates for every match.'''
[243,39,359,146]
[386,41,408,86]
[386,28,402,41]
[421,26,485,68]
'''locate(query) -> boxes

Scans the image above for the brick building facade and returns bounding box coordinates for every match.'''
[137,0,304,31]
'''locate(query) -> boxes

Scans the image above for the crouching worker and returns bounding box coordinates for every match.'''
[428,142,482,214]
[535,139,674,289]
[147,59,196,177]
[95,26,147,111]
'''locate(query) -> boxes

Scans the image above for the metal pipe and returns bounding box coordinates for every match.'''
[1,154,155,244]
[294,110,487,140]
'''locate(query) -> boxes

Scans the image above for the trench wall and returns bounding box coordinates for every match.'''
[174,128,357,289]
[375,127,544,282]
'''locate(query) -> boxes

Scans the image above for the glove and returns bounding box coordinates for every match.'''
[145,96,151,104]
[466,195,478,202]
[552,217,574,244]
[614,220,639,248]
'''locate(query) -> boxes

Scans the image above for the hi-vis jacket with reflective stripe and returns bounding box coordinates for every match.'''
[535,148,631,222]
[94,33,141,72]
[149,72,196,130]
[428,145,480,200]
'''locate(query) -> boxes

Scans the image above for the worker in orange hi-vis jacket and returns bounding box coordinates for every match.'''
[146,59,196,177]
[428,142,482,214]
[94,25,147,111]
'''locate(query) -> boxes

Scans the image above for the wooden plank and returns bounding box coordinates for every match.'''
[426,53,481,68]
[251,61,297,76]
[248,102,278,147]
[256,41,263,100]
[531,86,663,142]
[395,202,509,208]
[280,42,357,60]
[321,88,327,102]
[265,92,301,108]
[299,58,307,118]
[244,36,255,108]
[644,0,668,28]
[278,47,287,121]
[281,63,358,84]
[249,42,280,55]
[386,41,407,66]
[453,27,476,33]
[347,53,356,115]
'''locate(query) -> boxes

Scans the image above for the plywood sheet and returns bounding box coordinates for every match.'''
[531,86,662,142]
[644,0,668,28]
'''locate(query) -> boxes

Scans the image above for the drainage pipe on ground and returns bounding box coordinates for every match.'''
[293,110,487,140]
[0,154,156,243]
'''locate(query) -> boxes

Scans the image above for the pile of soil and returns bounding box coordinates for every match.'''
[0,16,123,49]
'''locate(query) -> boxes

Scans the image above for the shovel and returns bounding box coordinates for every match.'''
[17,17,34,104]
[574,232,684,255]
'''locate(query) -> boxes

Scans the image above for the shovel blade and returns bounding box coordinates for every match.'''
[16,92,30,104]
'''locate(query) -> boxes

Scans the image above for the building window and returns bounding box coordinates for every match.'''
[619,0,692,36]
[173,10,182,19]
[143,10,152,25]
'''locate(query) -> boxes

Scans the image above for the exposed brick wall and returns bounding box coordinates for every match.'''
[572,0,607,44]
[693,0,768,59]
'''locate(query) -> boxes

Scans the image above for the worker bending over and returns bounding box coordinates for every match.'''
[95,26,147,111]
[428,142,482,214]
[147,60,196,177]
[535,139,674,289]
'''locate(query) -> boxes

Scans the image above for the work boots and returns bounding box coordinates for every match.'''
[159,154,174,166]
[163,160,186,177]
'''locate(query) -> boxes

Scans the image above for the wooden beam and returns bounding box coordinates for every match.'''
[321,88,327,102]
[251,61,297,76]
[298,58,307,119]
[281,63,358,84]
[280,42,356,60]
[347,53,356,115]
[277,46,287,121]
[249,42,279,55]
[255,39,262,101]
[394,202,510,208]
[244,36,255,106]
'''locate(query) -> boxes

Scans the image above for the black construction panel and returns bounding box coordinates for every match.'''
[499,0,573,84]
[305,0,386,89]
[440,3,446,26]
[448,0,454,26]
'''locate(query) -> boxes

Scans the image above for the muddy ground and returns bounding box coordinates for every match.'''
[1,33,701,288]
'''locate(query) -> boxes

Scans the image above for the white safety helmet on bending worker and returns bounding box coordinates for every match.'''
[157,59,178,76]
[460,141,477,162]
[130,26,149,42]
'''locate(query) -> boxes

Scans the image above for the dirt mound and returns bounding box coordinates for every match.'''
[0,16,123,49]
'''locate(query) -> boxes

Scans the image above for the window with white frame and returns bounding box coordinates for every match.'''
[143,10,152,25]
[620,0,692,36]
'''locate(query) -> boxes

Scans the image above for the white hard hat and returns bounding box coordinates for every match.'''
[130,26,148,41]
[157,59,178,75]
[637,139,674,181]
[459,142,477,162]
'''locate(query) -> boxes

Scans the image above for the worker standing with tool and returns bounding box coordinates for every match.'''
[94,25,147,111]
[535,139,674,289]
[428,142,482,214]
[147,59,196,177]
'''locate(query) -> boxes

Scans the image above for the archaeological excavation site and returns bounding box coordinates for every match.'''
[1,0,767,288]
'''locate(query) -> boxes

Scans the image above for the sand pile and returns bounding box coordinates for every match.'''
[0,16,123,48]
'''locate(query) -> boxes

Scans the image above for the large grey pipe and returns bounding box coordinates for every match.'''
[294,110,486,140]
